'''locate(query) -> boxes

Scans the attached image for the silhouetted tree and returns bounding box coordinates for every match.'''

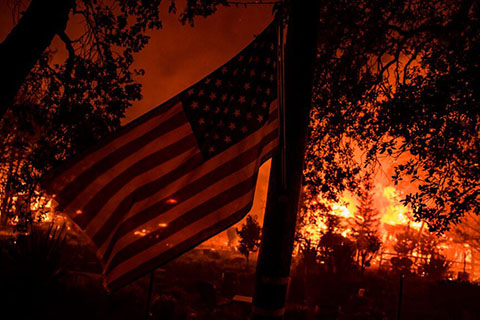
[318,232,355,276]
[295,190,356,276]
[417,233,440,262]
[0,0,164,228]
[0,0,235,121]
[295,189,331,247]
[236,215,261,268]
[297,238,318,277]
[391,226,416,274]
[0,0,74,119]
[317,213,355,276]
[295,191,327,276]
[420,253,450,281]
[415,233,451,280]
[351,176,381,276]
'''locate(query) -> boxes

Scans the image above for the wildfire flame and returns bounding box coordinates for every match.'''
[292,183,478,279]
[332,204,352,219]
[380,186,422,229]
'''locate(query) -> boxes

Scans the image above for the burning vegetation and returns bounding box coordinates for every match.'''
[294,176,478,282]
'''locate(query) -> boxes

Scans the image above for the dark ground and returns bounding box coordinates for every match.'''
[1,231,480,320]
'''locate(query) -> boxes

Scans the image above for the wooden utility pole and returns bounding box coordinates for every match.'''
[252,1,320,319]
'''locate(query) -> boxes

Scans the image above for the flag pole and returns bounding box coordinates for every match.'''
[252,1,320,319]
[144,271,155,320]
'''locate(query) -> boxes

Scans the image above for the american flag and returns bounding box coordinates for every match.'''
[43,21,279,290]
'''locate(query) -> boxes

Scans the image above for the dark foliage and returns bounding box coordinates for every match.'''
[391,224,451,278]
[351,176,382,275]
[305,0,480,232]
[316,213,356,276]
[0,223,68,318]
[318,230,355,276]
[420,253,450,281]
[0,0,165,228]
[236,214,261,267]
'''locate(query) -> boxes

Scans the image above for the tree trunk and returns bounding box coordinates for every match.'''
[0,0,74,120]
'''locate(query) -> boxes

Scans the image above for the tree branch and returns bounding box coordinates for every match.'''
[57,30,75,77]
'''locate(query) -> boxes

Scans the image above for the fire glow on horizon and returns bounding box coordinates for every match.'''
[296,181,423,245]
